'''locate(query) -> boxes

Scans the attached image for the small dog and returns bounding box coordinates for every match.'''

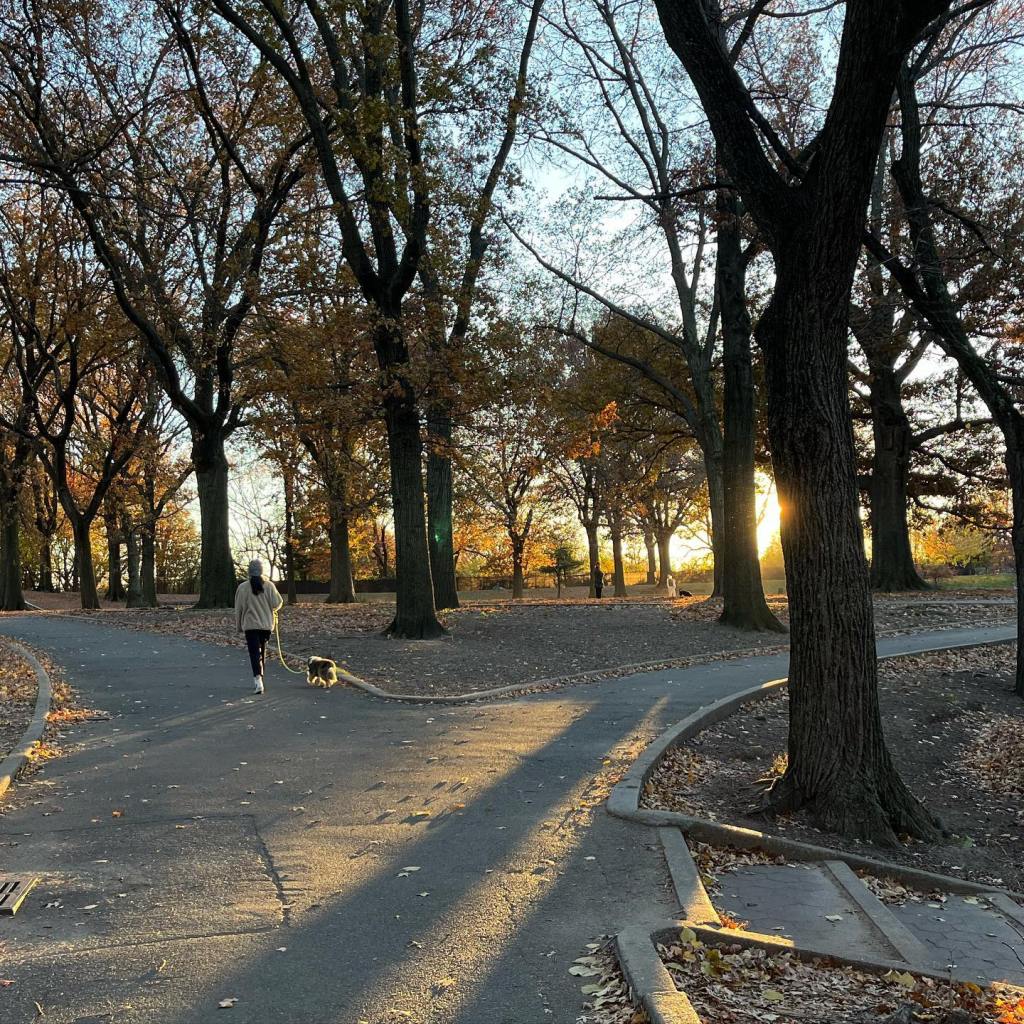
[307,656,340,688]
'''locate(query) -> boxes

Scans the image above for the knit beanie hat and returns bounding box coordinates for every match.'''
[248,559,265,578]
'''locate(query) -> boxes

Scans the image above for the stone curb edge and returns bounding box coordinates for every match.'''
[0,640,53,802]
[608,635,1023,899]
[615,924,702,1024]
[647,921,1024,992]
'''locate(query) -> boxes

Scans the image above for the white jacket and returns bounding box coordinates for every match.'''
[234,578,283,632]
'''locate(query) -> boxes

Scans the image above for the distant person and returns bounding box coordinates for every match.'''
[593,565,605,599]
[234,559,283,695]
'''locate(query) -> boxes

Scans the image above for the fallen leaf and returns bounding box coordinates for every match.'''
[218,997,238,1009]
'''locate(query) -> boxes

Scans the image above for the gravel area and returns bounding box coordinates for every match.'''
[52,594,1015,697]
[643,642,1024,889]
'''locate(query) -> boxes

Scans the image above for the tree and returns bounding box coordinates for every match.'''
[463,331,553,599]
[514,0,780,630]
[206,0,545,635]
[0,2,309,606]
[652,0,953,842]
[864,10,1024,696]
[540,545,584,598]
[0,193,153,609]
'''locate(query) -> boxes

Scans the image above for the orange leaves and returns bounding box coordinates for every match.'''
[996,995,1024,1024]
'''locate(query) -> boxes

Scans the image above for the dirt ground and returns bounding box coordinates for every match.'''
[658,929,1017,1024]
[643,642,1024,889]
[27,592,1014,697]
[0,640,38,761]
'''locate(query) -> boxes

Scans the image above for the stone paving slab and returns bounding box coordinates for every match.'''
[715,863,895,960]
[891,896,1024,985]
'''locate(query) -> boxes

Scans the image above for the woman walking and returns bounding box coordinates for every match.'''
[234,559,283,695]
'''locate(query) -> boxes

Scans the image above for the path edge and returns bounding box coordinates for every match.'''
[0,640,53,801]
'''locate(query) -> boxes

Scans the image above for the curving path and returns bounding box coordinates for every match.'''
[0,615,1015,1024]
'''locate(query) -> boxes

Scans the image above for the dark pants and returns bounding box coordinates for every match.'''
[245,629,271,677]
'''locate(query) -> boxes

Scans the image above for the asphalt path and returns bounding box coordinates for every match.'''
[0,615,1015,1024]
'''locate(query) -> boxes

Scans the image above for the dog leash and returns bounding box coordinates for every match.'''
[273,612,307,676]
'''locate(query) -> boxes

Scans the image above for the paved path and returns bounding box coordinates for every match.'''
[0,617,1015,1024]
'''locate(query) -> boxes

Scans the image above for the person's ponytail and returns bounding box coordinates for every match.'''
[250,575,264,596]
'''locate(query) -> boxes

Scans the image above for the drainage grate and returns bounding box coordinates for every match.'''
[0,875,40,915]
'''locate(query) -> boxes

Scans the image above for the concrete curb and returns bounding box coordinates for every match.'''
[659,827,721,925]
[820,859,935,967]
[607,635,1021,899]
[617,909,1024,1023]
[615,925,702,1024]
[657,922,1024,991]
[0,640,53,802]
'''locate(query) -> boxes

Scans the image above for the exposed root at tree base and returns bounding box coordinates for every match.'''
[758,770,945,847]
[718,605,788,633]
[383,616,450,640]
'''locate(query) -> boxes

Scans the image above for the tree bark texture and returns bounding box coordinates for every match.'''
[868,366,928,591]
[327,495,357,604]
[585,524,600,597]
[193,432,237,608]
[654,0,948,842]
[380,350,444,638]
[125,526,144,608]
[757,270,940,843]
[141,523,158,608]
[716,191,785,631]
[426,404,460,610]
[73,518,100,610]
[656,529,673,591]
[103,511,125,602]
[644,530,657,585]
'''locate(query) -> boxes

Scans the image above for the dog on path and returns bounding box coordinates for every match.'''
[306,656,340,688]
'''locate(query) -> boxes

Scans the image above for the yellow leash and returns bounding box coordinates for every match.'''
[273,612,306,675]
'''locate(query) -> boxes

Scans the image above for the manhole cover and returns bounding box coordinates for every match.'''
[0,875,39,915]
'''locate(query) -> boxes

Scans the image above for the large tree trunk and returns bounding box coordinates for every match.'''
[381,374,445,639]
[140,523,158,608]
[757,268,941,844]
[510,538,525,600]
[644,529,657,585]
[656,529,673,591]
[426,404,460,610]
[585,523,600,596]
[193,431,236,608]
[38,537,54,594]
[704,448,725,597]
[716,191,785,631]
[0,508,26,612]
[124,525,144,608]
[869,366,928,591]
[103,510,125,602]
[326,495,357,604]
[72,517,100,610]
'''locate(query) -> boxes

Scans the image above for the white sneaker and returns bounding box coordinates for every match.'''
[252,676,264,695]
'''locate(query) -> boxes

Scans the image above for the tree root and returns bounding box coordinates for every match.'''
[758,769,945,848]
